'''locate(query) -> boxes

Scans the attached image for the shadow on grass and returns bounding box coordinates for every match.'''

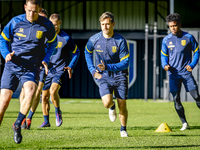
[47,145,200,149]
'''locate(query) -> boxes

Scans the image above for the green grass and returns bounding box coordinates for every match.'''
[0,99,200,150]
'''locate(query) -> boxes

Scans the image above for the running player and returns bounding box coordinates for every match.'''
[38,13,80,128]
[85,12,129,137]
[0,0,57,144]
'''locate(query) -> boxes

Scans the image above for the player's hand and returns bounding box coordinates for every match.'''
[5,51,15,63]
[42,61,48,75]
[164,65,170,71]
[64,66,72,79]
[185,65,193,72]
[93,72,102,79]
[97,60,105,71]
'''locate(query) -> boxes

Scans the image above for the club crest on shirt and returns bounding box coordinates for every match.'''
[57,42,63,48]
[36,31,43,39]
[181,40,186,46]
[112,46,117,53]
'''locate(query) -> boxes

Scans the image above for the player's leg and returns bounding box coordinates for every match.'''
[115,79,128,137]
[171,91,187,123]
[189,89,200,108]
[25,81,44,129]
[38,89,50,128]
[169,74,188,130]
[0,89,13,125]
[101,94,116,122]
[117,98,128,137]
[13,81,37,143]
[49,82,62,127]
[184,74,200,108]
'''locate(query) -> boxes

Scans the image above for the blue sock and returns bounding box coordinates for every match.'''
[27,110,34,120]
[44,115,49,123]
[120,125,126,131]
[14,112,26,126]
[110,102,115,110]
[55,106,60,114]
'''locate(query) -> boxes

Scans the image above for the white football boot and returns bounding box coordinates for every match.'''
[180,122,190,131]
[120,131,129,137]
[109,101,116,122]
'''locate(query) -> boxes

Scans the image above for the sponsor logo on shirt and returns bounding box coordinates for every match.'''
[18,28,24,33]
[168,41,175,50]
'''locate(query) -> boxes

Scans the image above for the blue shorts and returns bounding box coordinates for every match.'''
[169,73,198,93]
[39,68,47,83]
[1,66,40,92]
[43,70,66,90]
[96,74,128,100]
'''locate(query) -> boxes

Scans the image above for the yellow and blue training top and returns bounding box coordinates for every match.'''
[85,31,129,78]
[0,14,57,68]
[161,31,199,75]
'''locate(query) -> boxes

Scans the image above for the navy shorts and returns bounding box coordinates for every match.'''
[1,66,40,92]
[43,70,66,90]
[96,74,128,100]
[169,73,198,92]
[39,68,47,83]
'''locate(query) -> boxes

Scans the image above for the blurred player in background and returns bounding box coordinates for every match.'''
[161,13,200,130]
[85,12,129,137]
[38,13,80,128]
[0,0,57,144]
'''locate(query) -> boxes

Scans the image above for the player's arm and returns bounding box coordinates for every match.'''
[64,37,80,79]
[84,39,97,76]
[43,24,57,74]
[67,37,80,69]
[161,38,169,70]
[188,35,200,69]
[0,18,16,61]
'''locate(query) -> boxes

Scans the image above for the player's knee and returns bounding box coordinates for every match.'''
[103,102,110,108]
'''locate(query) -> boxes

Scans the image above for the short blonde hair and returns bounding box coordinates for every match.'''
[99,11,114,23]
[49,13,61,21]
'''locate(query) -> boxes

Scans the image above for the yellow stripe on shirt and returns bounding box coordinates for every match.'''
[47,34,57,43]
[1,32,10,42]
[86,46,93,53]
[161,50,168,56]
[120,54,129,61]
[194,45,199,53]
[72,45,77,54]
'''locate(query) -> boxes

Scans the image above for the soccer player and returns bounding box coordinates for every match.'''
[20,8,49,130]
[161,13,200,130]
[38,13,80,128]
[0,0,57,144]
[85,12,129,137]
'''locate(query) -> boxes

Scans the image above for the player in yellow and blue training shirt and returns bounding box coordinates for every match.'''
[161,13,200,131]
[85,12,129,137]
[0,0,57,144]
[37,13,80,128]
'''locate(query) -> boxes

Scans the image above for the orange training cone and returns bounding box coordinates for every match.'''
[155,123,172,132]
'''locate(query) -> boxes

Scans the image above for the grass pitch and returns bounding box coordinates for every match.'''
[0,99,200,150]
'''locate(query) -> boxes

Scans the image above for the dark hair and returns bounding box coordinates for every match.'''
[39,8,48,16]
[166,13,181,23]
[99,11,114,23]
[26,0,42,7]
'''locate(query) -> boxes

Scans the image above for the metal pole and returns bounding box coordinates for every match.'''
[144,24,148,101]
[153,22,157,101]
[170,0,174,14]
